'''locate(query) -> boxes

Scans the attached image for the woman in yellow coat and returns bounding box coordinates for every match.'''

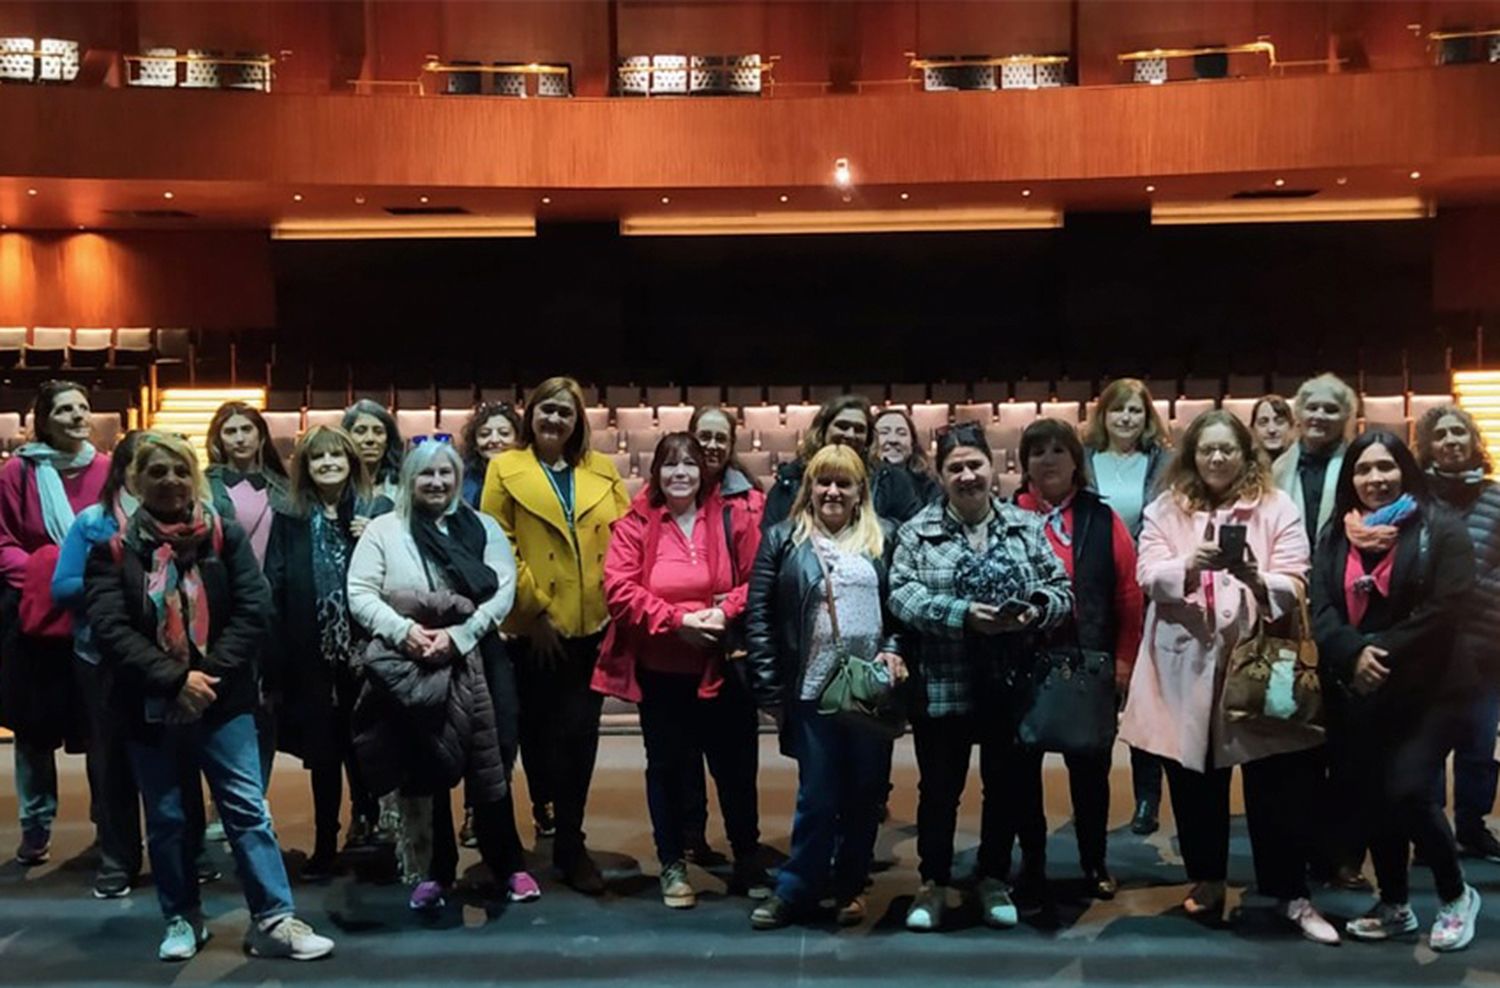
[480,376,628,893]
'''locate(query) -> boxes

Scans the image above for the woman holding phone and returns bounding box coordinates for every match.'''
[1120,411,1336,943]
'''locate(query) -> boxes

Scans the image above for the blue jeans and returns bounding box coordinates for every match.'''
[776,701,893,907]
[1434,685,1500,836]
[129,713,295,923]
[13,738,57,838]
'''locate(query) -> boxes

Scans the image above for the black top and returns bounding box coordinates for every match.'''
[1297,444,1336,546]
[762,458,924,532]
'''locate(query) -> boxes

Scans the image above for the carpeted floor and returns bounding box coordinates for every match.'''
[1,736,1497,987]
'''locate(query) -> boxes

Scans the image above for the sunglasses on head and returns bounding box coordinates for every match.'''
[410,433,453,447]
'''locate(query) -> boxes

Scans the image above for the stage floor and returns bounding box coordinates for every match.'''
[1,736,1496,987]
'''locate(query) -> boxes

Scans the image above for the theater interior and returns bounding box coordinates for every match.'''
[2,0,1500,983]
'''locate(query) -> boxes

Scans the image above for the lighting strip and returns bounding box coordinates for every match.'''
[271,216,536,241]
[620,206,1063,236]
[1454,371,1500,469]
[1152,197,1432,225]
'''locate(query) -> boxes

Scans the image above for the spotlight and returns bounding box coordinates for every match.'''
[541,196,552,205]
[1145,184,1156,193]
[1273,178,1285,187]
[833,157,852,188]
[660,196,671,204]
[162,191,174,200]
[354,195,366,204]
[292,193,303,202]
[899,192,909,201]
[26,188,37,196]
[1336,177,1348,186]
[419,195,429,204]
[1021,188,1032,197]
[1409,170,1421,180]
[778,194,789,203]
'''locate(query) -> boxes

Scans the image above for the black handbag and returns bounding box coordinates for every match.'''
[1016,623,1116,756]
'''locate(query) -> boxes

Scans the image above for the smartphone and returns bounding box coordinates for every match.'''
[996,597,1034,623]
[1217,523,1247,565]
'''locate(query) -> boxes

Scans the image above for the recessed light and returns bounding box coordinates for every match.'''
[841,193,852,203]
[162,191,174,200]
[660,196,670,204]
[1145,184,1156,193]
[292,193,303,202]
[778,194,789,203]
[899,192,909,201]
[833,157,852,188]
[541,196,551,205]
[1,224,7,230]
[1409,170,1421,180]
[419,195,429,204]
[1336,176,1348,186]
[354,195,366,205]
[76,225,85,231]
[26,188,37,196]
[1021,188,1032,197]
[1273,178,1285,187]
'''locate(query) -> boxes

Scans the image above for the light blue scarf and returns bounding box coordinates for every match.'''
[14,441,96,546]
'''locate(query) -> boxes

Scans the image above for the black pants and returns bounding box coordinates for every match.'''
[515,632,604,861]
[637,669,759,867]
[461,640,522,818]
[430,786,526,884]
[74,657,142,880]
[1162,748,1321,900]
[1060,750,1111,870]
[1354,701,1467,904]
[1130,745,1164,807]
[308,661,378,850]
[682,750,710,843]
[912,713,1045,884]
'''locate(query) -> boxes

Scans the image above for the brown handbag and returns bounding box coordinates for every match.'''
[1222,581,1323,731]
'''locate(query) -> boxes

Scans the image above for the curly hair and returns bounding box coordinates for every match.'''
[1414,403,1493,474]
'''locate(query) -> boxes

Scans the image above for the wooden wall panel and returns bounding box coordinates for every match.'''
[440,1,612,96]
[616,0,768,56]
[914,1,1071,58]
[1,66,1495,189]
[0,230,274,328]
[365,0,441,86]
[0,0,133,51]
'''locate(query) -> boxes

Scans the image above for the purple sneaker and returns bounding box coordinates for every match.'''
[507,871,541,903]
[408,880,446,911]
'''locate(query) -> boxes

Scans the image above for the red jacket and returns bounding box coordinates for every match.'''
[593,477,763,702]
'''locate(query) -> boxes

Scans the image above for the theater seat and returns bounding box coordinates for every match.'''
[784,404,819,434]
[395,409,437,439]
[1221,398,1257,425]
[742,406,781,433]
[1173,398,1215,425]
[262,411,302,444]
[304,408,342,430]
[909,403,950,442]
[1408,393,1453,426]
[656,405,693,432]
[624,475,646,499]
[590,426,621,453]
[954,402,993,425]
[608,452,633,477]
[615,406,655,433]
[739,450,772,477]
[625,427,663,456]
[1040,400,1081,423]
[584,406,610,432]
[756,428,799,457]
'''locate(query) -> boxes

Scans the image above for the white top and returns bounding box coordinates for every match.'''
[1090,449,1150,537]
[801,534,883,701]
[347,509,517,657]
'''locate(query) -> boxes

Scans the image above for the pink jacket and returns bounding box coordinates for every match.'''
[592,484,762,703]
[1118,487,1321,771]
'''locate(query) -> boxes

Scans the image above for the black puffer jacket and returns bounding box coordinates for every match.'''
[1429,472,1500,682]
[352,588,507,803]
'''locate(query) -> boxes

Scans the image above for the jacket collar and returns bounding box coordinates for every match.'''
[496,448,617,541]
[720,466,753,498]
[909,496,1025,539]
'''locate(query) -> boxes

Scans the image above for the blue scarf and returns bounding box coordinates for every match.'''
[15,441,96,545]
[1364,492,1419,529]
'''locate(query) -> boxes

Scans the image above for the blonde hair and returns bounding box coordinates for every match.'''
[129,431,212,505]
[789,444,884,558]
[1084,378,1168,452]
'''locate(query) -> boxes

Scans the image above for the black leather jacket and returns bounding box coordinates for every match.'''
[745,517,904,710]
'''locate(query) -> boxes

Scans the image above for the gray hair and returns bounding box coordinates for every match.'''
[1293,372,1357,434]
[394,440,465,518]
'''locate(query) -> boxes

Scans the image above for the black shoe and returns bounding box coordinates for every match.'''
[342,815,371,852]
[533,803,557,840]
[1458,827,1500,863]
[683,837,728,868]
[729,860,774,900]
[1130,799,1160,835]
[1083,865,1117,900]
[300,847,338,882]
[196,860,222,885]
[750,895,793,930]
[1328,864,1372,892]
[558,850,606,895]
[459,808,478,849]
[1013,866,1049,915]
[92,871,132,899]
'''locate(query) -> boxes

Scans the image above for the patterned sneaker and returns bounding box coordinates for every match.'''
[977,877,1019,929]
[158,917,210,961]
[905,881,947,931]
[408,880,446,911]
[243,915,334,960]
[1346,901,1419,941]
[1430,885,1481,953]
[660,860,696,909]
[507,871,541,903]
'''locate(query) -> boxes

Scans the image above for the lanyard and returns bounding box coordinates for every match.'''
[542,463,576,536]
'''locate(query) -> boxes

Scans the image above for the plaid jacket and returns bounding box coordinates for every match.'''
[889,499,1073,717]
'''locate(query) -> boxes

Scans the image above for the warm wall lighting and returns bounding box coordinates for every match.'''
[419,195,429,204]
[1021,189,1032,197]
[292,193,303,202]
[1145,184,1157,193]
[833,157,852,188]
[354,195,366,204]
[621,205,1063,237]
[1410,170,1422,180]
[1273,178,1286,187]
[272,215,536,240]
[1152,197,1432,225]
[541,196,552,205]
[660,196,671,204]
[1336,176,1349,185]
[899,192,909,201]
[779,194,789,203]
[26,189,36,196]
[1454,371,1500,467]
[162,191,174,200]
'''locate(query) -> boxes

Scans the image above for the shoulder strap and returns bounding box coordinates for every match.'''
[811,544,843,644]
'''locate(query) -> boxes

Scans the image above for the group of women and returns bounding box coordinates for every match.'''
[0,371,1492,959]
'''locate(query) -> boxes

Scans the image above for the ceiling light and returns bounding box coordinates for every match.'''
[1021,189,1032,197]
[841,193,852,203]
[899,192,909,201]
[419,195,429,204]
[833,157,852,188]
[292,193,303,202]
[620,205,1064,236]
[1409,170,1422,180]
[1273,178,1285,187]
[1145,184,1156,193]
[660,196,671,204]
[162,191,174,200]
[1336,176,1348,186]
[26,188,37,196]
[779,194,789,203]
[1152,196,1431,225]
[272,215,536,241]
[354,195,366,205]
[76,225,85,230]
[541,196,551,205]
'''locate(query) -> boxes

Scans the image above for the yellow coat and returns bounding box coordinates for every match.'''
[480,448,629,639]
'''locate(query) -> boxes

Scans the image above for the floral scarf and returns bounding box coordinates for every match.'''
[309,509,354,665]
[132,503,219,670]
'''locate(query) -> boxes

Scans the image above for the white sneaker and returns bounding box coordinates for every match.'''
[243,915,335,960]
[905,881,946,932]
[1346,901,1419,941]
[1430,885,1481,952]
[976,877,1018,929]
[1282,897,1340,945]
[158,917,210,961]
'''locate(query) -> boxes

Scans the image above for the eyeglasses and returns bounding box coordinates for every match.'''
[410,433,453,447]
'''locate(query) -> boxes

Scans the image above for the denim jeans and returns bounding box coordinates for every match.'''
[13,738,57,839]
[776,701,892,906]
[1433,685,1500,837]
[129,712,295,923]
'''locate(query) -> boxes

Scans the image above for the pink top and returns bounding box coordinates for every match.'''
[225,481,273,566]
[0,454,111,589]
[635,511,718,676]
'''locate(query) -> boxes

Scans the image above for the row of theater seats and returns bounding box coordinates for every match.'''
[0,327,186,370]
[0,411,127,455]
